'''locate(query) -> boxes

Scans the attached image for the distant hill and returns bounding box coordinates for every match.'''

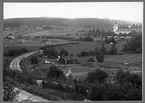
[4,17,140,31]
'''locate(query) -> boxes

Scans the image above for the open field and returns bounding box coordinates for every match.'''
[4,38,75,52]
[23,29,78,37]
[32,52,142,80]
[4,40,125,56]
[4,32,142,81]
[55,41,125,55]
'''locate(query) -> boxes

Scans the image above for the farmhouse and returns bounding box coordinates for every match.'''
[58,56,79,64]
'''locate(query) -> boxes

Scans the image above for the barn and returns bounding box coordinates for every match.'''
[58,56,67,64]
[58,56,79,64]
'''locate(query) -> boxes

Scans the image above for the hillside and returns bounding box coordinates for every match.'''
[4,17,139,31]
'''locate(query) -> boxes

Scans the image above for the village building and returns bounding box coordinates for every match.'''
[58,56,79,64]
[113,23,142,35]
[114,23,131,34]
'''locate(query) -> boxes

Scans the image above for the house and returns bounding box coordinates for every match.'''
[58,56,79,64]
[59,56,67,64]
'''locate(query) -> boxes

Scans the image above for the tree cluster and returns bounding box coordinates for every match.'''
[79,36,94,41]
[96,51,104,62]
[4,48,28,57]
[108,44,118,55]
[88,28,116,37]
[85,69,108,84]
[3,78,16,101]
[59,48,69,56]
[43,47,58,59]
[105,36,117,44]
[123,34,142,53]
[30,55,39,64]
[114,70,142,87]
[86,70,142,100]
[47,65,66,79]
[87,57,95,62]
[77,50,96,57]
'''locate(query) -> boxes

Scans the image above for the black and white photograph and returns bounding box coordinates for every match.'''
[3,2,143,101]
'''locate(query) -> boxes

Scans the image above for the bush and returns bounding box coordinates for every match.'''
[16,72,36,85]
[87,81,142,100]
[96,51,104,62]
[3,68,17,79]
[74,83,91,96]
[42,81,73,93]
[115,70,142,87]
[77,50,96,57]
[123,43,129,52]
[114,70,130,84]
[129,35,142,53]
[104,36,117,44]
[85,69,108,83]
[4,48,28,57]
[108,44,118,55]
[125,74,142,87]
[3,59,11,68]
[100,43,107,55]
[105,36,110,44]
[87,83,107,100]
[79,36,94,41]
[47,65,65,79]
[123,34,142,53]
[77,51,88,57]
[3,74,17,101]
[110,37,117,44]
[88,58,95,62]
[30,55,39,64]
[3,81,16,101]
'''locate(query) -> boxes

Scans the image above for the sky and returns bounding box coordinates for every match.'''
[4,2,143,23]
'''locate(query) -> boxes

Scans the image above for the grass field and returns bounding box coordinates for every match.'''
[4,34,142,80]
[23,29,77,37]
[55,41,125,56]
[4,38,73,52]
[33,52,142,80]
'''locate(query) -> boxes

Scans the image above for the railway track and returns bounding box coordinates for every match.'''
[9,50,63,101]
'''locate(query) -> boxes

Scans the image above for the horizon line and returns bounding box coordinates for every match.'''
[4,16,142,24]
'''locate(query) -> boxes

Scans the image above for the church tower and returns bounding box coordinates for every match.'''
[114,23,118,32]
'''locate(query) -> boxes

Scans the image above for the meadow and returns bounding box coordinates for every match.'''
[23,29,77,37]
[55,41,125,55]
